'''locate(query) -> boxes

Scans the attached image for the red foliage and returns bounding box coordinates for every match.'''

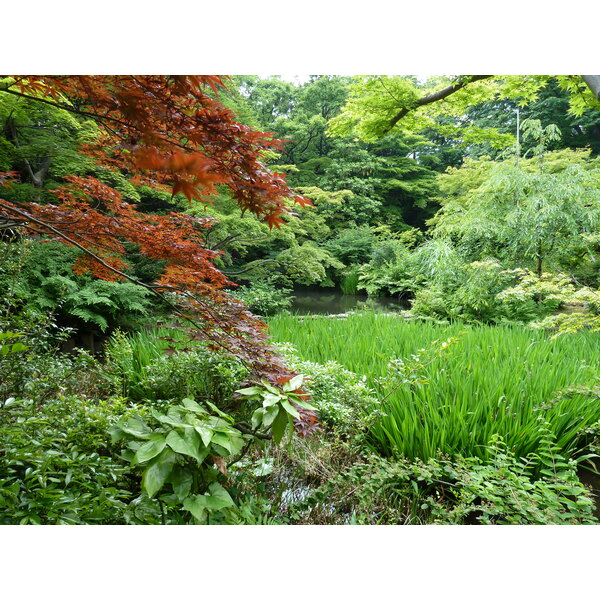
[0,76,318,432]
[4,76,312,219]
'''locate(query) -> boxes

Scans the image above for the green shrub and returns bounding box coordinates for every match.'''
[408,260,521,323]
[533,311,600,336]
[323,226,377,265]
[276,342,380,436]
[104,328,248,406]
[0,394,136,524]
[0,240,151,332]
[229,280,293,316]
[358,239,417,297]
[0,311,96,402]
[109,383,309,524]
[138,349,248,407]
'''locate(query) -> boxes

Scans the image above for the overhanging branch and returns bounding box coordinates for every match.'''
[384,75,493,134]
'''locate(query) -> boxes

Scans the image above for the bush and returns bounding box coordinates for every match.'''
[0,240,152,332]
[411,261,528,323]
[0,394,136,524]
[499,271,600,335]
[0,309,98,402]
[276,342,380,436]
[323,226,377,265]
[229,280,293,316]
[358,240,417,297]
[103,329,248,407]
[358,239,463,298]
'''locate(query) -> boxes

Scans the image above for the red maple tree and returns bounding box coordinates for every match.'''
[0,75,317,428]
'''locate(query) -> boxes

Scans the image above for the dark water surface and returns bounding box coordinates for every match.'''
[289,288,409,315]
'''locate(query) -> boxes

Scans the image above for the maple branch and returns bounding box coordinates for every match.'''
[0,219,22,230]
[384,75,493,134]
[0,83,190,158]
[0,201,217,332]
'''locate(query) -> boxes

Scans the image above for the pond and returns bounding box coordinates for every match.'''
[288,288,409,315]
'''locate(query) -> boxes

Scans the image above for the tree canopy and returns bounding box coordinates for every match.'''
[0,75,315,388]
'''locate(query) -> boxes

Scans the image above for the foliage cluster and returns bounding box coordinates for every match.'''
[291,435,597,525]
[103,328,248,405]
[275,342,381,436]
[228,280,293,316]
[1,240,152,333]
[2,74,600,526]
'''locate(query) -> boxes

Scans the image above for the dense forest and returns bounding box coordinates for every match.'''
[1,74,599,524]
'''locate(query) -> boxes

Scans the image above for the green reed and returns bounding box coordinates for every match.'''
[268,312,600,461]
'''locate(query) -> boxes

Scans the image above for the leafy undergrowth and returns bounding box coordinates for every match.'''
[2,315,598,525]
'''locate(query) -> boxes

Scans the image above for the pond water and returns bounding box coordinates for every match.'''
[289,288,409,315]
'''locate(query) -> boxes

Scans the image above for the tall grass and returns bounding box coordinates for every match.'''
[340,269,360,295]
[103,326,193,400]
[268,313,600,461]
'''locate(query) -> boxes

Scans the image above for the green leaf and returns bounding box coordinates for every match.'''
[283,374,304,392]
[271,408,289,444]
[235,386,263,396]
[280,399,300,419]
[108,424,126,443]
[194,424,214,447]
[262,393,282,407]
[290,397,316,411]
[169,466,193,501]
[133,434,167,465]
[211,432,244,455]
[10,342,28,354]
[182,398,205,414]
[118,417,153,439]
[184,484,235,519]
[251,408,265,430]
[151,409,186,428]
[166,429,207,462]
[204,482,234,510]
[260,380,281,395]
[183,495,207,522]
[206,401,234,422]
[262,404,279,427]
[141,448,177,498]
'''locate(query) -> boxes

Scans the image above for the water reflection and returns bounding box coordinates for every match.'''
[289,289,408,315]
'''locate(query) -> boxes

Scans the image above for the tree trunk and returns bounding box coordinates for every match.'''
[5,116,52,193]
[582,75,600,100]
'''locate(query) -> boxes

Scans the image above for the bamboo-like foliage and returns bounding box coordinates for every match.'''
[269,313,599,461]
